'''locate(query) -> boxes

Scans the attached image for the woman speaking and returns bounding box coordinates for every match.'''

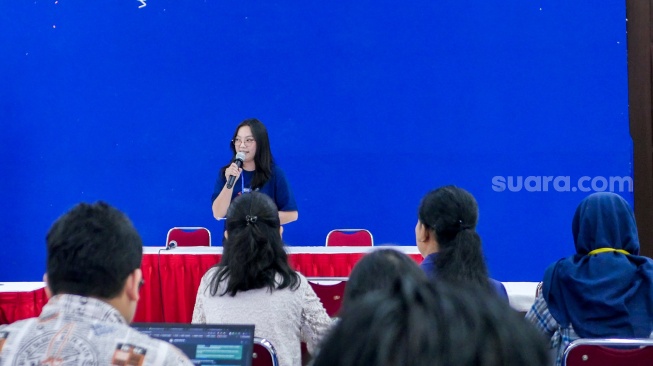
[212,118,298,225]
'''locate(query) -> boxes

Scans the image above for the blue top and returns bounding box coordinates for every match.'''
[420,253,509,301]
[212,164,298,212]
[542,192,653,338]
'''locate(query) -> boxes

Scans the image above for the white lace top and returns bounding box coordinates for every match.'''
[192,268,333,366]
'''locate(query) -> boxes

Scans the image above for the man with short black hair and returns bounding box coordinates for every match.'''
[0,201,193,365]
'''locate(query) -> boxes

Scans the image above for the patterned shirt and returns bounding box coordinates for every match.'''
[525,292,579,366]
[526,291,653,366]
[0,294,193,366]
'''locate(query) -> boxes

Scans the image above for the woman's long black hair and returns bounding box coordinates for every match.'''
[220,118,274,189]
[312,277,550,366]
[418,185,490,289]
[208,192,299,296]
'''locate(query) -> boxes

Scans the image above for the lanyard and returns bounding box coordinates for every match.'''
[241,173,251,194]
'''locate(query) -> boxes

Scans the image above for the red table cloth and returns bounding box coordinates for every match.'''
[134,246,421,323]
[0,247,421,325]
[0,283,48,325]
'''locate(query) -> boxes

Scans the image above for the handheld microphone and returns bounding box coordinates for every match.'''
[226,152,246,189]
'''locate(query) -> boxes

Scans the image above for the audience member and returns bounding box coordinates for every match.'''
[526,192,653,366]
[313,276,550,366]
[415,185,508,299]
[193,192,331,366]
[0,202,193,365]
[342,248,427,312]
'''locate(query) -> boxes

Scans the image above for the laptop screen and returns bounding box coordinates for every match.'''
[132,323,254,366]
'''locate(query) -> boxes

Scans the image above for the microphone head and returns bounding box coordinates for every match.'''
[235,152,246,162]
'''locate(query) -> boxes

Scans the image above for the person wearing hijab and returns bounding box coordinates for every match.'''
[525,192,653,366]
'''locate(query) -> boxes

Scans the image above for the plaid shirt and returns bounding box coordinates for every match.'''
[526,291,653,366]
[525,292,579,366]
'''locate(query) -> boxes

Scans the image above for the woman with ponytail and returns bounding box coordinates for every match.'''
[415,185,508,299]
[192,192,331,366]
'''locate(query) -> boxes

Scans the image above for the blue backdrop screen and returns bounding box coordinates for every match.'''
[0,1,630,282]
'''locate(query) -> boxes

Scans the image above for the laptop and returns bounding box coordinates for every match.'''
[132,323,255,366]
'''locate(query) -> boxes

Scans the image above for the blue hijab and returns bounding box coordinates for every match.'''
[542,192,653,338]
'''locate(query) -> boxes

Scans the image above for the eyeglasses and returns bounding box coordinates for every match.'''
[232,138,256,146]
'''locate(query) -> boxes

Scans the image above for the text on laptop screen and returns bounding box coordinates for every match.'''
[132,323,254,366]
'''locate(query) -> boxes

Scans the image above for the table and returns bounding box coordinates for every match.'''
[502,282,539,312]
[0,247,539,325]
[135,246,423,323]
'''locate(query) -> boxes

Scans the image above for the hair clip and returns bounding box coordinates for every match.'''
[458,219,471,231]
[245,215,258,225]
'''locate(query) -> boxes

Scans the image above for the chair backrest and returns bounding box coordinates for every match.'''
[166,227,211,248]
[253,337,279,366]
[563,338,653,366]
[308,280,347,317]
[325,229,374,246]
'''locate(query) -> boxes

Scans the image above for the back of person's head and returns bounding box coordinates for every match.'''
[343,248,427,311]
[210,192,299,296]
[313,277,550,366]
[541,191,653,339]
[46,201,143,299]
[572,191,639,255]
[417,185,489,287]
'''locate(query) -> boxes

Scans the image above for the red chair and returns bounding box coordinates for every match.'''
[253,337,279,366]
[325,229,374,246]
[165,227,211,248]
[563,338,653,366]
[308,279,347,317]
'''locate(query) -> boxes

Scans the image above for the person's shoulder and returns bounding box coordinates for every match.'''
[489,278,509,299]
[203,266,219,278]
[0,317,37,332]
[198,267,220,289]
[295,272,313,290]
[640,255,653,266]
[0,318,29,345]
[489,277,505,288]
[542,257,570,285]
[271,163,291,177]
